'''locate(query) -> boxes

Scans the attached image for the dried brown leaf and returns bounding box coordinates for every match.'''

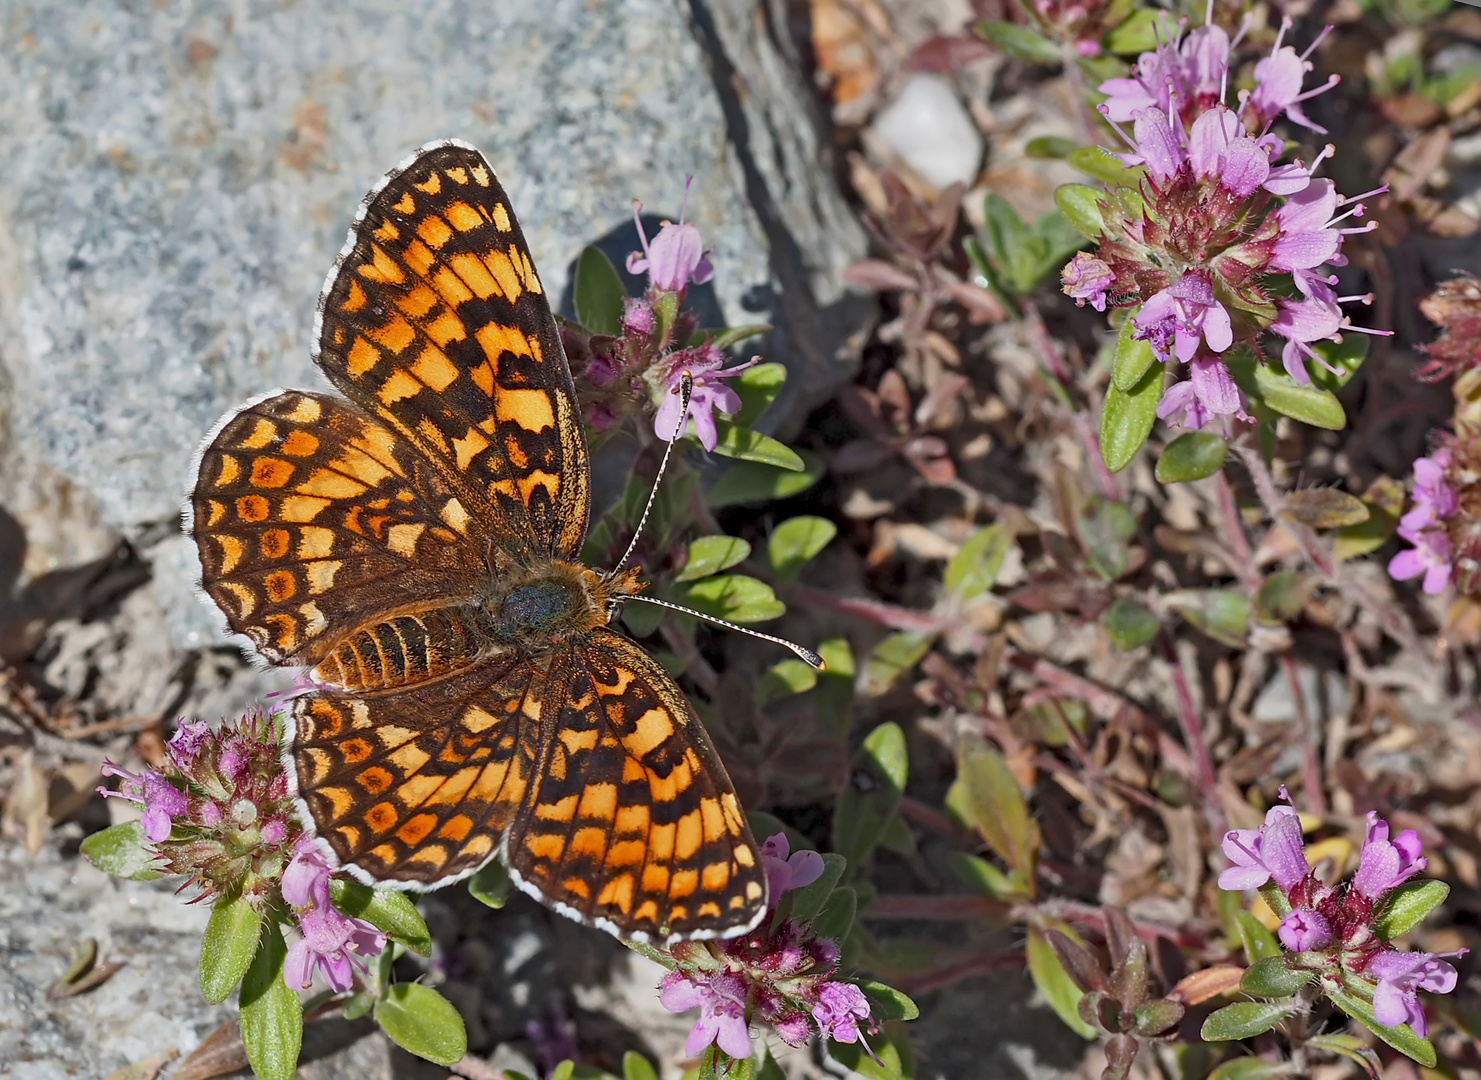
[1280,489,1369,530]
[3,750,49,855]
[1169,965,1245,1005]
[172,1019,249,1080]
[103,1049,179,1080]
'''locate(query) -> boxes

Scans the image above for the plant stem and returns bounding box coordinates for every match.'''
[1279,652,1327,816]
[1159,634,1226,838]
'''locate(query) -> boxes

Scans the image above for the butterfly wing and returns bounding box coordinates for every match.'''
[314,140,589,564]
[504,628,768,941]
[189,389,486,665]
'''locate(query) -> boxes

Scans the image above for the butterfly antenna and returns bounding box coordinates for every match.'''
[611,371,693,576]
[622,594,825,670]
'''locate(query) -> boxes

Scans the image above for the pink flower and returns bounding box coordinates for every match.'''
[283,834,334,908]
[761,833,825,899]
[813,981,874,1045]
[1062,252,1115,311]
[1271,180,1343,272]
[1098,16,1232,126]
[98,762,188,843]
[1365,950,1463,1036]
[653,345,756,452]
[1186,107,1270,198]
[1158,355,1250,431]
[1278,909,1332,951]
[1390,453,1459,595]
[660,970,754,1060]
[1219,805,1309,892]
[627,183,714,294]
[284,901,386,993]
[1133,271,1232,362]
[1389,526,1453,595]
[1115,107,1184,185]
[1242,19,1339,135]
[1401,453,1458,530]
[1353,812,1427,899]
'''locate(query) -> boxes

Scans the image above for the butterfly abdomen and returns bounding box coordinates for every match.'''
[314,607,485,690]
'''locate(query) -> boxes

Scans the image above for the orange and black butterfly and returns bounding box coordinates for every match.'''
[186,140,771,941]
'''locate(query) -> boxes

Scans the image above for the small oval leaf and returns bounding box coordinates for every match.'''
[1252,364,1347,429]
[238,922,302,1080]
[1241,955,1315,999]
[1101,357,1164,473]
[1112,312,1157,392]
[768,516,838,583]
[1027,926,1098,1039]
[1200,1001,1297,1041]
[1102,597,1160,651]
[374,983,468,1066]
[975,20,1062,63]
[670,574,785,624]
[1054,183,1106,240]
[81,821,164,881]
[707,422,805,470]
[675,535,751,582]
[329,879,432,956]
[200,893,265,1004]
[944,524,1013,601]
[573,245,626,337]
[1156,431,1227,483]
[1374,879,1450,941]
[1281,488,1370,529]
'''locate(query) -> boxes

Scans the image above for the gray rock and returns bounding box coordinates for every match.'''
[0,0,867,659]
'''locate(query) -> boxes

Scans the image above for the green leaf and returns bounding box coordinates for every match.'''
[1067,146,1138,186]
[342,992,373,1020]
[863,631,935,696]
[1166,588,1249,648]
[1200,1001,1298,1041]
[814,636,856,738]
[832,722,908,869]
[705,452,824,508]
[731,361,786,428]
[1026,136,1079,159]
[620,599,664,638]
[976,20,1062,63]
[1334,476,1404,562]
[1132,999,1184,1036]
[1100,358,1164,473]
[707,422,804,471]
[1374,879,1449,940]
[949,851,1021,899]
[80,821,164,880]
[1241,956,1315,999]
[329,879,432,956]
[944,524,1012,601]
[755,658,819,707]
[1103,8,1174,54]
[1305,1033,1381,1074]
[790,852,848,923]
[624,1051,661,1080]
[1327,984,1436,1067]
[670,574,785,624]
[1206,1059,1296,1080]
[980,193,1037,295]
[1027,927,1098,1038]
[1156,431,1227,483]
[238,921,302,1080]
[829,1029,909,1080]
[1102,597,1160,651]
[1307,333,1369,393]
[466,859,515,910]
[1112,313,1156,392]
[1078,497,1137,581]
[674,535,751,582]
[1281,489,1369,530]
[199,892,265,1004]
[1251,363,1347,429]
[1054,184,1106,240]
[768,516,838,583]
[651,291,679,351]
[707,323,773,351]
[573,245,626,337]
[1234,910,1282,964]
[948,741,1039,878]
[810,886,858,943]
[856,980,920,1022]
[1252,570,1314,626]
[374,983,468,1066]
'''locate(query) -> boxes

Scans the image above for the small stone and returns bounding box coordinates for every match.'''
[870,74,984,191]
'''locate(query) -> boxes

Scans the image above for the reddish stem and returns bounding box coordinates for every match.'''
[1159,634,1226,838]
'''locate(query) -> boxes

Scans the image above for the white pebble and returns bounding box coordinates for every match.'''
[870,74,984,190]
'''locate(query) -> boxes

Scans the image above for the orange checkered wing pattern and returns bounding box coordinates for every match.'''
[505,628,768,940]
[290,656,543,884]
[188,389,485,665]
[314,140,588,564]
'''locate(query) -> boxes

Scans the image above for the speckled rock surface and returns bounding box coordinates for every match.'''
[0,0,866,658]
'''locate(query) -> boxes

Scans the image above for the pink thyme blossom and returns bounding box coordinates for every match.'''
[1389,524,1453,595]
[1352,812,1427,899]
[1133,271,1233,362]
[1277,909,1333,951]
[1401,452,1459,530]
[1242,19,1339,135]
[1098,12,1234,126]
[98,763,188,843]
[627,183,714,294]
[813,981,874,1045]
[1218,804,1309,892]
[1062,252,1114,311]
[761,833,825,897]
[1366,949,1464,1036]
[1157,355,1251,431]
[1185,107,1270,197]
[660,970,754,1060]
[282,835,385,993]
[653,344,757,452]
[1389,453,1459,595]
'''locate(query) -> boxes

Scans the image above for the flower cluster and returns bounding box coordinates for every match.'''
[1065,8,1389,432]
[281,836,386,992]
[98,708,297,906]
[1389,435,1481,596]
[1219,801,1464,1036]
[656,834,876,1062]
[568,183,755,453]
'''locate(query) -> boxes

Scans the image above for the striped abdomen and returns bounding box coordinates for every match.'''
[314,607,485,690]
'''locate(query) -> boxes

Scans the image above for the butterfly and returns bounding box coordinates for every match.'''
[186,140,773,941]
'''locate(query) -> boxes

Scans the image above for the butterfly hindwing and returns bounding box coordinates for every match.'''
[315,140,589,564]
[505,628,768,941]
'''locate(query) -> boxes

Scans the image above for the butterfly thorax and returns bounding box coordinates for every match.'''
[310,561,645,692]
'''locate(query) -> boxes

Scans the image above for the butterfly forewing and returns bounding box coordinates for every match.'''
[189,140,767,942]
[315,141,588,563]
